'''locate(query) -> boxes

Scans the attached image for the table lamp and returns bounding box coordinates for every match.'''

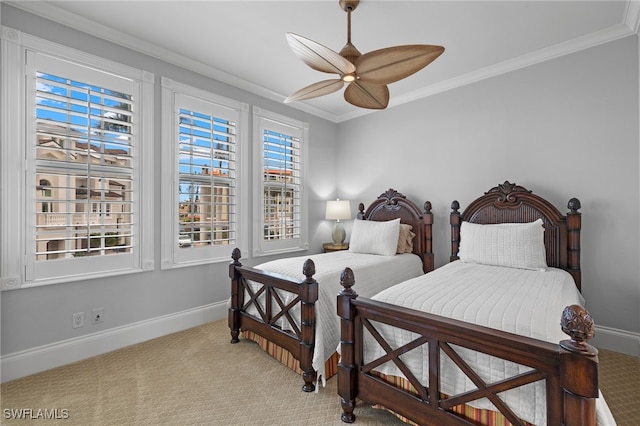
[325,199,351,244]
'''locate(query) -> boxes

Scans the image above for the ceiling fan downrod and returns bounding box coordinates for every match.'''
[338,0,361,77]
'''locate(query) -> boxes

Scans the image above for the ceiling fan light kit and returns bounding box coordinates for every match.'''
[285,0,444,110]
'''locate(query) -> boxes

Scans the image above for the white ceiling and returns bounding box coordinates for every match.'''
[8,1,640,122]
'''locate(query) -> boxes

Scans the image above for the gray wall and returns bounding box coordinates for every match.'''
[337,35,640,340]
[0,5,340,355]
[2,5,639,362]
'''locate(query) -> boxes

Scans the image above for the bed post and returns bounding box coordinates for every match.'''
[559,304,598,426]
[423,201,435,272]
[337,267,358,423]
[300,259,319,392]
[229,248,243,344]
[450,200,461,262]
[566,198,582,291]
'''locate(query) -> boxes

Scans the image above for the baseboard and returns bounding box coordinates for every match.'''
[3,306,636,383]
[1,302,228,383]
[592,324,640,357]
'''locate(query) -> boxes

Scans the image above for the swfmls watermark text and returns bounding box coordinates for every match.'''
[3,408,70,420]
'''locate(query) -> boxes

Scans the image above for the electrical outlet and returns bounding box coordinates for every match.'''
[72,312,84,329]
[92,307,104,324]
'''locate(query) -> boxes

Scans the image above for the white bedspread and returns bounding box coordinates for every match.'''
[366,261,616,426]
[250,251,425,386]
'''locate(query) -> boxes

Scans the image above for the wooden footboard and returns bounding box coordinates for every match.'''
[228,189,435,393]
[229,248,319,392]
[337,267,599,426]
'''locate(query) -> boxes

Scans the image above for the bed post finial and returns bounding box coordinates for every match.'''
[357,202,365,220]
[302,258,316,279]
[560,304,596,355]
[231,247,242,265]
[424,200,432,213]
[568,197,581,212]
[339,267,356,296]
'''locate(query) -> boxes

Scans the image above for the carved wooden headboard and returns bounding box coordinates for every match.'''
[449,181,582,290]
[356,189,434,273]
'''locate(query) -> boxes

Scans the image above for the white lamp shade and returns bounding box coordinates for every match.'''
[325,199,351,221]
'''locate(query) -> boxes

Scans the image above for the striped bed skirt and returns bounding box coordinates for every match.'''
[241,330,340,380]
[372,371,534,426]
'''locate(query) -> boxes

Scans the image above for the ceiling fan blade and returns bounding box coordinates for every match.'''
[344,80,389,109]
[355,45,445,85]
[286,33,356,75]
[284,79,345,103]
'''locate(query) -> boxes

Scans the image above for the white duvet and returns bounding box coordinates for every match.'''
[248,251,425,386]
[365,261,616,425]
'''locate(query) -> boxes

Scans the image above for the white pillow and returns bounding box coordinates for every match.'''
[458,219,547,270]
[349,218,401,256]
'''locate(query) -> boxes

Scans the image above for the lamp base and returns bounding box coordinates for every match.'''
[331,221,346,244]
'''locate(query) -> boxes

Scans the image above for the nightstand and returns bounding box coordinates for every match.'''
[323,242,349,252]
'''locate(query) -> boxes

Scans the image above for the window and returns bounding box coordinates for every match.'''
[38,179,53,213]
[252,107,308,256]
[161,78,248,268]
[1,28,154,289]
[39,179,52,197]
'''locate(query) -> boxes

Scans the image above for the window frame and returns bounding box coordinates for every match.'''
[160,77,249,269]
[252,106,309,257]
[1,26,154,290]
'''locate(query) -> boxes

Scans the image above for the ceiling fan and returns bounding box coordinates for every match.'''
[284,0,445,110]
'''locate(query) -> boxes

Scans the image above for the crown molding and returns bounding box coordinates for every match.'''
[5,0,636,124]
[337,21,635,123]
[388,24,634,112]
[624,0,640,34]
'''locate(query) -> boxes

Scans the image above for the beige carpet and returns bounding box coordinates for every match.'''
[1,319,638,425]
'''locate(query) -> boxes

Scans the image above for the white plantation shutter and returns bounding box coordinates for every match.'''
[262,129,301,240]
[177,105,237,246]
[1,31,154,288]
[253,107,308,256]
[33,69,134,263]
[161,79,248,268]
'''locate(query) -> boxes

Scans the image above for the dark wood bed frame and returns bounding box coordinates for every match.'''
[337,181,598,426]
[229,189,434,392]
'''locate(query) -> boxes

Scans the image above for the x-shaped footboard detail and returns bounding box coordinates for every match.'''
[269,289,302,335]
[439,342,544,426]
[361,318,430,401]
[241,278,302,336]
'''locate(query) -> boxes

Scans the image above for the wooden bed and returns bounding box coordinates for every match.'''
[229,189,434,392]
[337,181,603,426]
